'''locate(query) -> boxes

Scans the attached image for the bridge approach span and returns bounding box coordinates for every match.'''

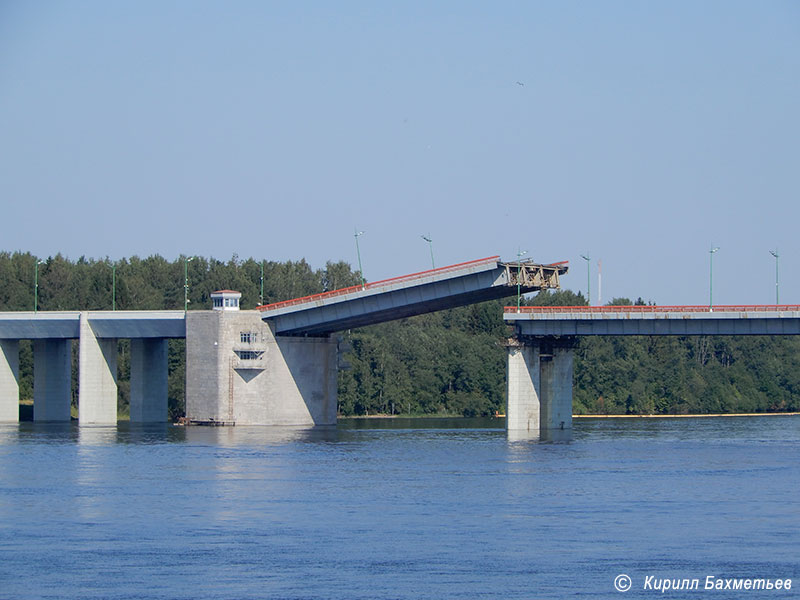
[258,257,568,336]
[0,311,186,339]
[505,305,800,336]
[502,305,800,436]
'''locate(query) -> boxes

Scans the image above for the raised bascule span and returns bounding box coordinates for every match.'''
[257,256,568,336]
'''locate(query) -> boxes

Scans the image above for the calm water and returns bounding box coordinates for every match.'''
[0,416,798,599]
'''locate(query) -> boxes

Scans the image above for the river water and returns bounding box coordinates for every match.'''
[0,416,798,599]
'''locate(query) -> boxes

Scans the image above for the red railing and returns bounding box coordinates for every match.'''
[505,305,800,314]
[258,256,501,312]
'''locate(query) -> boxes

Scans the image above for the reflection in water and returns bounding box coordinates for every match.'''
[77,425,118,446]
[181,424,339,446]
[506,428,573,443]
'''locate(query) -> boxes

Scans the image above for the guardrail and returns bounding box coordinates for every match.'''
[258,256,501,313]
[505,305,800,314]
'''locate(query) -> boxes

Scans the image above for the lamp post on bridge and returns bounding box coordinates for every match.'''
[421,235,435,269]
[107,261,116,311]
[184,256,195,312]
[580,254,591,306]
[354,229,365,290]
[709,245,720,311]
[770,249,779,305]
[516,248,527,313]
[260,260,264,307]
[34,259,45,313]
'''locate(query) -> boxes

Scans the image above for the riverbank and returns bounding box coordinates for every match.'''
[574,412,800,418]
[339,412,800,420]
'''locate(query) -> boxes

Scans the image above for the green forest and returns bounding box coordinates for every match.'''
[1,251,798,420]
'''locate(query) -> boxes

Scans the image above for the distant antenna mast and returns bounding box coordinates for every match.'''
[580,254,591,305]
[597,259,602,306]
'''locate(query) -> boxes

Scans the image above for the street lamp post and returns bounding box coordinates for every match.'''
[184,256,195,311]
[260,260,264,306]
[34,259,44,312]
[516,249,527,313]
[709,245,720,311]
[421,235,435,269]
[354,230,365,289]
[580,254,591,305]
[770,250,779,305]
[110,262,116,311]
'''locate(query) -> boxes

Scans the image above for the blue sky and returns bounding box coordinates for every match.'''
[1,1,798,305]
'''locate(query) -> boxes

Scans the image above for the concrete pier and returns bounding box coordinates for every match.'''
[539,341,574,432]
[33,339,72,421]
[0,339,20,422]
[506,342,541,432]
[129,338,168,422]
[186,309,338,426]
[507,337,574,435]
[78,313,118,424]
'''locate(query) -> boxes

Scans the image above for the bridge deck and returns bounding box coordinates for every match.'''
[0,311,186,339]
[505,305,800,336]
[260,257,567,336]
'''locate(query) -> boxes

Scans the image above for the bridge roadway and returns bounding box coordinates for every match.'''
[0,311,186,339]
[504,305,800,336]
[258,256,568,336]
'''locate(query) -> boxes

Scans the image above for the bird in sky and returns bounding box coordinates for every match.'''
[516,81,525,86]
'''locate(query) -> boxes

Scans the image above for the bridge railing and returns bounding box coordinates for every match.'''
[505,305,800,314]
[258,256,501,313]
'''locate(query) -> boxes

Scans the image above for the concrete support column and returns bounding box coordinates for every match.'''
[0,340,20,423]
[539,342,574,432]
[129,338,168,422]
[33,339,72,421]
[79,312,118,424]
[506,341,541,431]
[507,336,575,435]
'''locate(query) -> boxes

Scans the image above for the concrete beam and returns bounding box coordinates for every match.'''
[0,340,20,423]
[129,338,168,422]
[87,311,186,339]
[33,339,72,421]
[78,313,118,424]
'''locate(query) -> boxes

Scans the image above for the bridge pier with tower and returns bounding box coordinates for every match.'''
[185,257,567,427]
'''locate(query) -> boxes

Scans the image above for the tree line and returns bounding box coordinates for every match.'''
[1,251,797,419]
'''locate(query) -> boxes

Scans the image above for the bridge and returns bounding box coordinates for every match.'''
[503,305,800,436]
[257,256,568,336]
[0,311,184,424]
[1,256,568,426]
